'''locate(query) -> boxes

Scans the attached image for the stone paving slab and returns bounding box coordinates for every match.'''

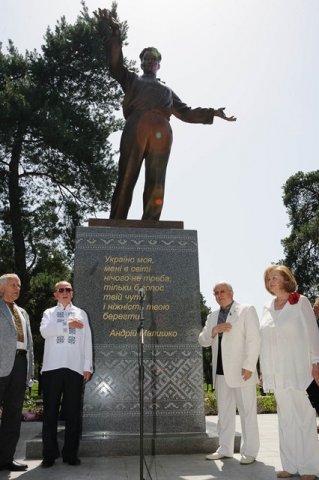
[0,415,288,480]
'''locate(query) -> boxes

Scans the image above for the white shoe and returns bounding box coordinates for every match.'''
[240,455,255,465]
[206,452,232,460]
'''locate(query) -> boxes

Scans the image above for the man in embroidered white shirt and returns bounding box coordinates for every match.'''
[40,281,93,468]
[198,281,260,465]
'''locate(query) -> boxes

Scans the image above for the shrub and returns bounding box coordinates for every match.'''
[257,394,277,413]
[22,384,43,421]
[204,389,277,415]
[204,390,218,415]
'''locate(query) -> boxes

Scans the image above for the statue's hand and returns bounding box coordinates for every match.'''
[214,107,237,122]
[93,8,120,35]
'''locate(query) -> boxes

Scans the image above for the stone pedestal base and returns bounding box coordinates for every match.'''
[26,420,241,458]
[73,224,206,435]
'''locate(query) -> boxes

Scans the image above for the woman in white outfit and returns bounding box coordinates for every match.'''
[260,265,319,480]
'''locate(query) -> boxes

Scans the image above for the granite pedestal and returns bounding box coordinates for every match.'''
[26,221,230,457]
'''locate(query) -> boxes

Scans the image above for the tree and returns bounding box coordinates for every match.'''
[0,2,130,304]
[200,293,212,389]
[281,170,319,300]
[27,250,72,373]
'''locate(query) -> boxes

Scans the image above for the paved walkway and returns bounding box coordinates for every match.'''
[0,414,287,479]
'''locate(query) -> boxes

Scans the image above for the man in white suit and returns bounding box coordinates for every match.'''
[199,281,260,465]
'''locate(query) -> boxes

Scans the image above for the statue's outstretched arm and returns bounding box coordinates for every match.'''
[93,8,124,82]
[213,107,237,122]
[93,8,121,37]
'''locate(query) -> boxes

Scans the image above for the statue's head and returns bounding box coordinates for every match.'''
[139,47,161,75]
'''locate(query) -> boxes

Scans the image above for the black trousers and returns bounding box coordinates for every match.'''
[42,368,83,461]
[0,354,27,465]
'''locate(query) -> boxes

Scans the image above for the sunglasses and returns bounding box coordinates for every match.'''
[56,287,73,293]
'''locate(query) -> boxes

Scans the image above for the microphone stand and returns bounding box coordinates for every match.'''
[137,287,146,480]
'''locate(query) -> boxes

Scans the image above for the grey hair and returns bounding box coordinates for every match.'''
[0,273,20,286]
[213,281,233,293]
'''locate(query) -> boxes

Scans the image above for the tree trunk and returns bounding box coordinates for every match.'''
[9,134,28,306]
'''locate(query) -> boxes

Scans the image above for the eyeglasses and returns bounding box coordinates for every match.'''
[56,287,73,293]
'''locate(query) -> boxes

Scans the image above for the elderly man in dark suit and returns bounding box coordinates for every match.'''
[0,273,34,472]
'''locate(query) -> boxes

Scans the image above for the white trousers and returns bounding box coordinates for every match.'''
[215,374,260,457]
[275,387,319,476]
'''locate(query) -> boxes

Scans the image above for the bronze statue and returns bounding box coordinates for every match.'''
[95,9,236,221]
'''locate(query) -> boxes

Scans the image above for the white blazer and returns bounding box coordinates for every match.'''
[199,301,260,388]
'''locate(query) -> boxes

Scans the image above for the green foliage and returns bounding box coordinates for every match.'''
[23,390,39,412]
[281,170,319,300]
[22,384,43,420]
[26,250,72,370]
[200,293,212,386]
[256,394,277,414]
[204,390,218,415]
[200,292,211,326]
[0,2,134,369]
[204,388,277,415]
[0,1,129,305]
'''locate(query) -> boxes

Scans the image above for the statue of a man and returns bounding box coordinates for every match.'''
[95,9,236,221]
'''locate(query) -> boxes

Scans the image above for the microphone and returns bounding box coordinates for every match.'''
[138,287,145,301]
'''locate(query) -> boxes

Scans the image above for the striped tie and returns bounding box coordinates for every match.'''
[8,303,25,343]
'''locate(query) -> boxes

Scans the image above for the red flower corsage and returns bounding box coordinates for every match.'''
[288,292,300,305]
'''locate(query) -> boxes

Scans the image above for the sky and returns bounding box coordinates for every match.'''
[1,0,318,315]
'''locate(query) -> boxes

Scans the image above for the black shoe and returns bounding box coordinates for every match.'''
[0,460,28,471]
[41,459,55,468]
[63,457,81,466]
